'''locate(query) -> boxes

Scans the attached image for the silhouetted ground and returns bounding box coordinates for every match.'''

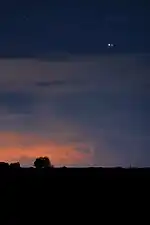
[0,167,149,224]
[1,167,150,184]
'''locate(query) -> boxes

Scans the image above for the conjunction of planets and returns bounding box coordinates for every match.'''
[107,43,115,48]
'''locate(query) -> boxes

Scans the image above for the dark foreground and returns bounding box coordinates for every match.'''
[1,167,149,224]
[1,167,150,186]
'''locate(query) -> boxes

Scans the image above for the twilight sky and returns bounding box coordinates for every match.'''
[0,1,149,167]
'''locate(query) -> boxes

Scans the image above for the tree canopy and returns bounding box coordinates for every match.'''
[34,156,52,169]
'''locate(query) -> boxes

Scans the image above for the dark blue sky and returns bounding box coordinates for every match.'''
[0,1,149,167]
[0,0,149,56]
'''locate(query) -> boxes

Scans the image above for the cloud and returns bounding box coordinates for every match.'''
[0,54,149,95]
[35,80,67,87]
[0,55,149,167]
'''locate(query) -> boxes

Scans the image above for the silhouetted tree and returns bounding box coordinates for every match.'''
[0,162,9,169]
[62,166,67,169]
[34,156,52,169]
[10,162,20,168]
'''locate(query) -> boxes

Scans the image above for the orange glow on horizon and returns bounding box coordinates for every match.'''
[0,131,93,166]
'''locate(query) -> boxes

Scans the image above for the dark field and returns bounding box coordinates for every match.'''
[0,167,148,224]
[1,167,150,186]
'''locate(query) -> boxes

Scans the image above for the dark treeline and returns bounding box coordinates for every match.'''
[0,156,150,175]
[1,155,150,186]
[0,156,150,171]
[0,156,53,169]
[0,155,149,225]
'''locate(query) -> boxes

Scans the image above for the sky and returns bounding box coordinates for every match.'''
[0,1,149,167]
